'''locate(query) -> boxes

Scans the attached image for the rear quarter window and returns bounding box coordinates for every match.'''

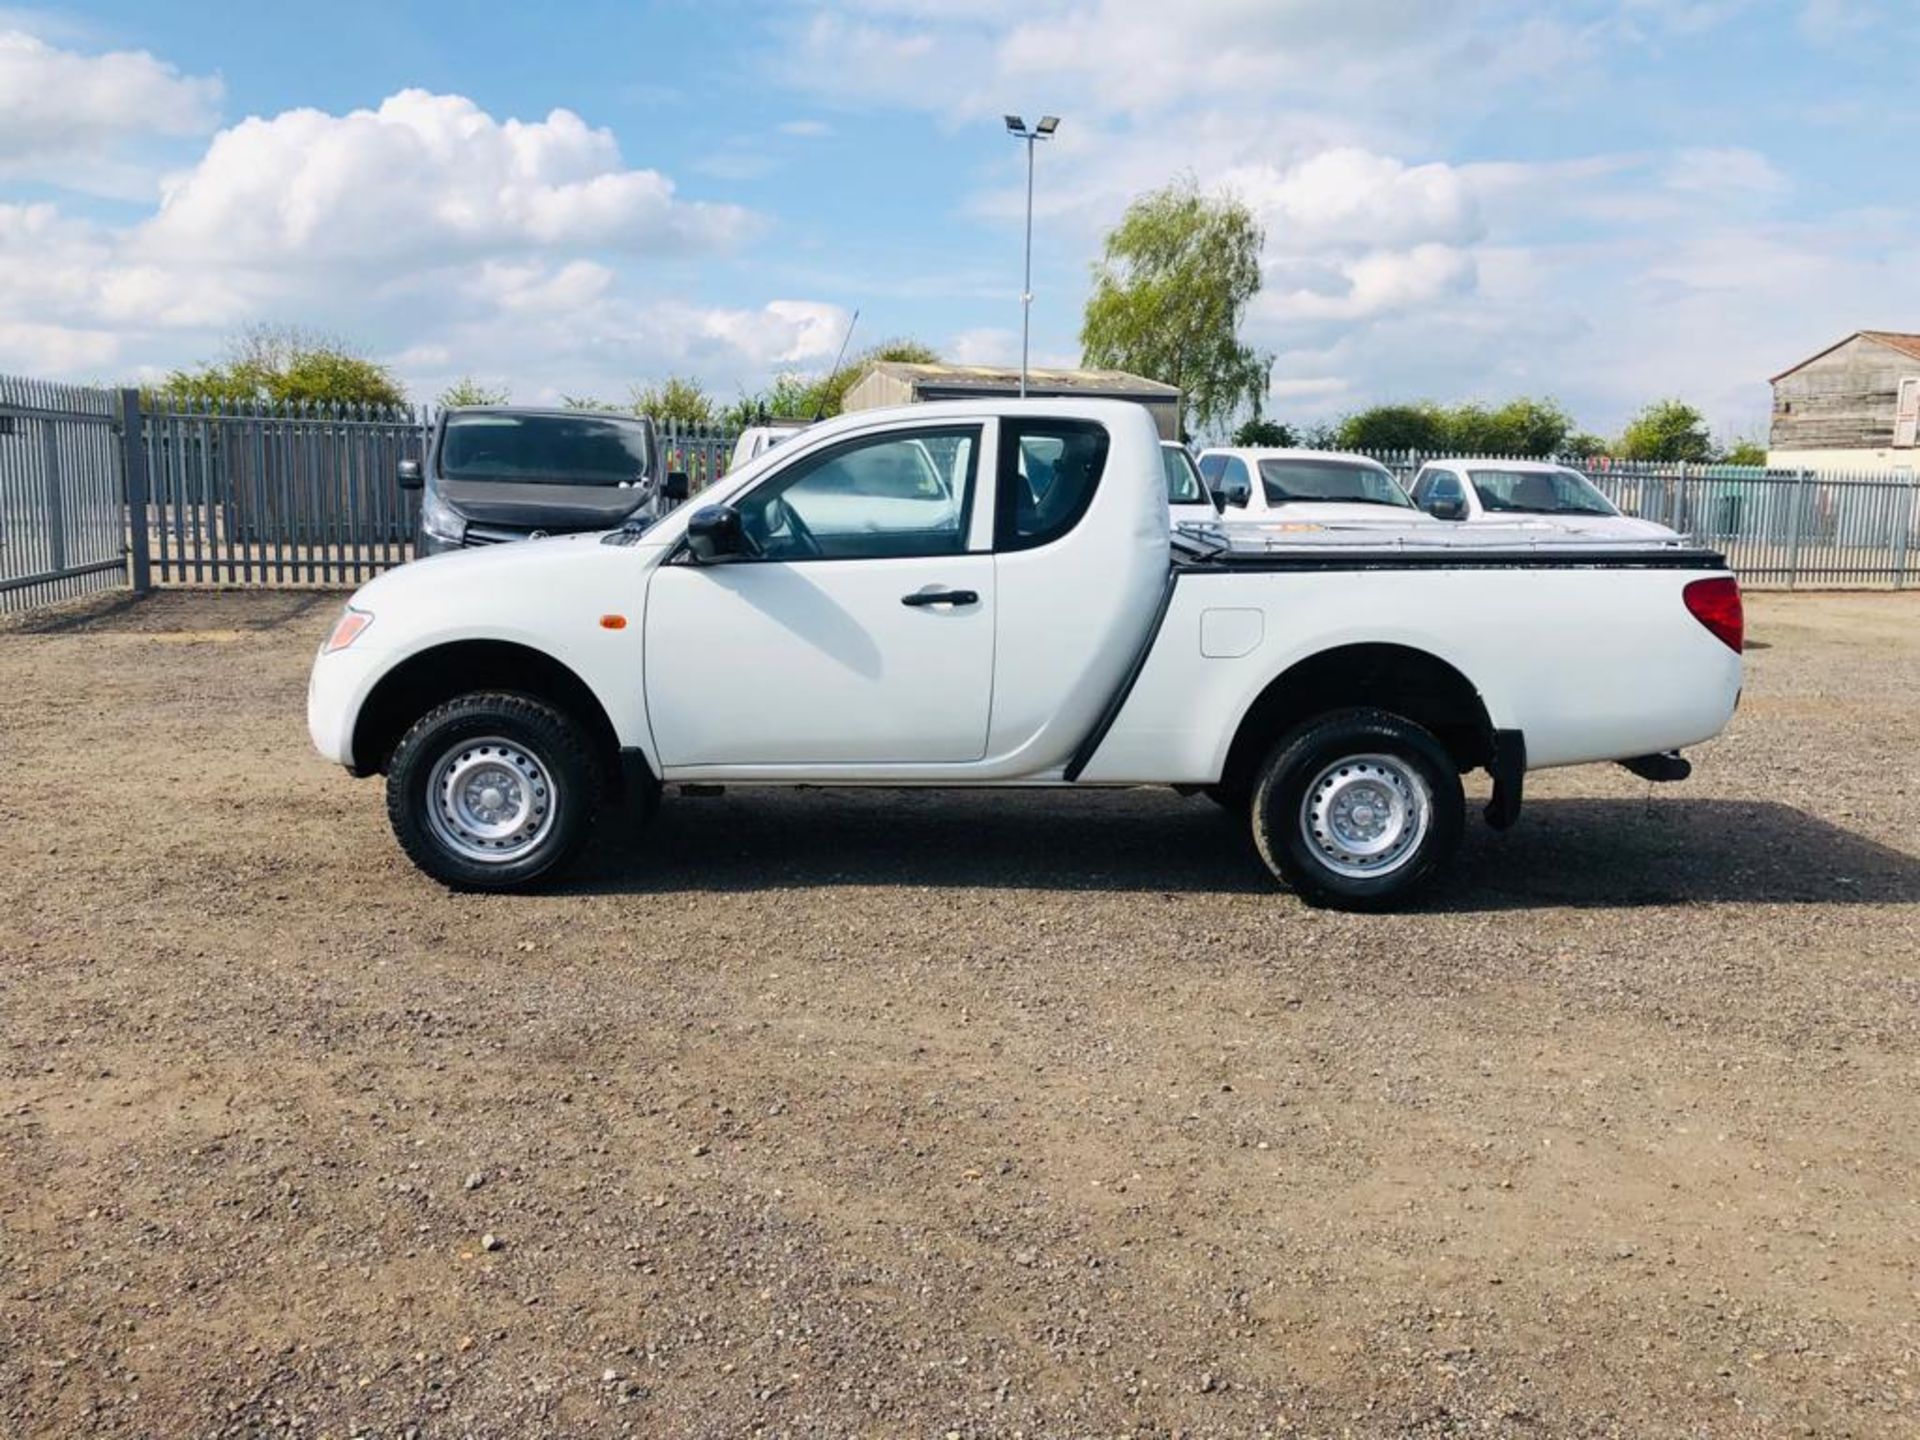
[997,419,1111,551]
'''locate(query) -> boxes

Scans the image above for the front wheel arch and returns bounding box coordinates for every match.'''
[353,641,625,789]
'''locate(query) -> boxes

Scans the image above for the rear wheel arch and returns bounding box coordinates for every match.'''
[352,641,629,789]
[1216,644,1495,802]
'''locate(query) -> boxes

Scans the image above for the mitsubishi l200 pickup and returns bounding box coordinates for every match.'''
[309,399,1742,910]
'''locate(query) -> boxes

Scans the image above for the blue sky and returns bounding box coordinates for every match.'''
[0,1,1915,440]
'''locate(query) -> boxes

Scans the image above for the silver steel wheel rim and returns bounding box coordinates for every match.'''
[1299,752,1431,881]
[424,735,557,865]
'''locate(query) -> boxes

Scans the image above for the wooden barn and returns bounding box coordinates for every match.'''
[1768,330,1920,473]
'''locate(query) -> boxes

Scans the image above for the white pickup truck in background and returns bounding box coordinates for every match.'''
[1407,457,1682,541]
[1197,446,1431,527]
[309,399,1743,910]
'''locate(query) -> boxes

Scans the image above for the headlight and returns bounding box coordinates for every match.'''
[323,605,374,654]
[421,486,467,544]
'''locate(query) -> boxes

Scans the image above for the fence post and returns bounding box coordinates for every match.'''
[1783,468,1808,590]
[1894,477,1914,590]
[118,388,152,594]
[39,399,67,576]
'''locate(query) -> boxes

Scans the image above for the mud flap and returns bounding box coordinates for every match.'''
[1484,728,1525,831]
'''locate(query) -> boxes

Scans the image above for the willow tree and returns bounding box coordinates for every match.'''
[1080,179,1269,438]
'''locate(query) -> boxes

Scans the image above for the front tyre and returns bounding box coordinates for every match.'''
[386,692,600,890]
[1250,708,1464,912]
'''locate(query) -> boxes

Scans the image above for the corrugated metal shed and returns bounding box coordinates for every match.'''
[842,362,1182,438]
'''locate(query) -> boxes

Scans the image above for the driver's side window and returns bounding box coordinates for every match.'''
[736,426,980,561]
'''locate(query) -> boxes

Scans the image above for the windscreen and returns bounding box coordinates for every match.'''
[1257,458,1411,508]
[440,413,652,486]
[1162,446,1207,503]
[1468,467,1616,516]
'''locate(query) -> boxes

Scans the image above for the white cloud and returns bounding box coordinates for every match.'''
[0,28,220,191]
[946,326,1019,365]
[1222,148,1482,251]
[1260,243,1479,324]
[141,90,755,265]
[0,85,840,405]
[0,318,117,372]
[472,258,618,313]
[1662,146,1790,199]
[787,0,1596,127]
[777,119,834,138]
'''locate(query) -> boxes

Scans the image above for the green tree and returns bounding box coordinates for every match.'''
[1233,416,1296,447]
[1443,397,1575,455]
[155,324,406,409]
[633,375,717,429]
[1721,436,1767,467]
[725,339,941,425]
[1562,431,1610,460]
[561,394,612,411]
[1080,177,1269,437]
[811,338,939,418]
[1618,399,1716,463]
[1337,403,1447,451]
[438,375,509,407]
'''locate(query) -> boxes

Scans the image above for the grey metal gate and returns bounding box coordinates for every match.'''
[0,377,129,615]
[141,400,426,587]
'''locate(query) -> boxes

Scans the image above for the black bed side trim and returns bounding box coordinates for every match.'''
[1063,569,1182,783]
[1174,547,1728,573]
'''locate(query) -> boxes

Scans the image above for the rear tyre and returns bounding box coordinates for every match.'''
[386,692,600,890]
[1250,708,1463,912]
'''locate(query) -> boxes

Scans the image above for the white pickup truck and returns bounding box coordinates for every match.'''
[308,399,1743,909]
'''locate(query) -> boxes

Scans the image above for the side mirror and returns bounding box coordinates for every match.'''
[1429,493,1467,521]
[1209,487,1227,514]
[397,458,423,490]
[684,504,747,563]
[1219,478,1251,509]
[663,470,691,503]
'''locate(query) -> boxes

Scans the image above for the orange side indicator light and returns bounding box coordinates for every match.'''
[599,614,628,630]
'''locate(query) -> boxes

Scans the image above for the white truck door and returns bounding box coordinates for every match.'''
[645,423,994,766]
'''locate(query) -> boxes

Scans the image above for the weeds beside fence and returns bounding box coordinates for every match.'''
[4,371,1920,616]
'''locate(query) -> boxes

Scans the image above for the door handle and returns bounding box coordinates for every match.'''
[900,588,979,607]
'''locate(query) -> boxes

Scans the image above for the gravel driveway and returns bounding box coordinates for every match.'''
[2,588,1917,1438]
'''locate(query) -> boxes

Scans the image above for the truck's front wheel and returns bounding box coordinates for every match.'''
[386,692,600,890]
[1250,708,1463,912]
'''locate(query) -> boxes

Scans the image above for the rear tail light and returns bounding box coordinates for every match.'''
[1683,576,1743,653]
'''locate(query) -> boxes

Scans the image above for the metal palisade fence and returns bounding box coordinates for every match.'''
[1364,450,1919,589]
[137,409,735,587]
[141,397,426,587]
[0,377,131,614]
[5,372,1920,617]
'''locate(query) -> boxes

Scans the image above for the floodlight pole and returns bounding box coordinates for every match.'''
[1020,131,1035,398]
[1005,115,1058,399]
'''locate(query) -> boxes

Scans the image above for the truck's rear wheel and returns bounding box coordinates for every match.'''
[1250,708,1462,911]
[386,692,599,890]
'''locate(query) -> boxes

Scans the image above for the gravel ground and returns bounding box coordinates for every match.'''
[2,587,1917,1439]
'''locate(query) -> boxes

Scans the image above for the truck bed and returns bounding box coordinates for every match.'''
[1071,523,1742,785]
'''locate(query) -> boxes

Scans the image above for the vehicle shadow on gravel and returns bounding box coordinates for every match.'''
[577,788,1920,908]
[1451,797,1920,910]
